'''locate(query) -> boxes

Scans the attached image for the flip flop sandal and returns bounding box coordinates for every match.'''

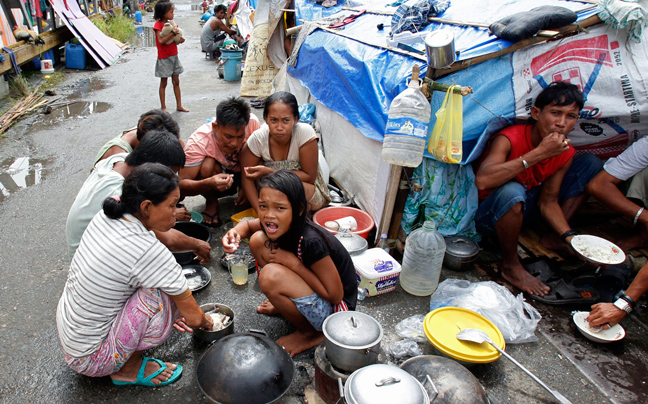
[529,279,600,306]
[201,212,223,228]
[523,260,560,283]
[112,357,183,387]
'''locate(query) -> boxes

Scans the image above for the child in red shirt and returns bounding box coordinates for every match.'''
[153,2,189,113]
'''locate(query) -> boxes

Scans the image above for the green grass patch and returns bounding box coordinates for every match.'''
[93,14,136,43]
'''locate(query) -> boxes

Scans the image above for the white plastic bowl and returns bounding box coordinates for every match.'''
[573,311,625,343]
[570,235,625,265]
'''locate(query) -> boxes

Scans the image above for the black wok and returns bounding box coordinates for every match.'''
[196,330,294,404]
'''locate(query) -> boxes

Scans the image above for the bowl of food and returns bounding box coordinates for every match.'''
[172,221,212,265]
[194,303,235,343]
[182,264,211,292]
[570,235,625,265]
[572,311,625,343]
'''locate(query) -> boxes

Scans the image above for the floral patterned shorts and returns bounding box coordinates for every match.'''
[290,293,332,331]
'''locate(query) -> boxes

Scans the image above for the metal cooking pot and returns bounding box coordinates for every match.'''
[341,364,429,404]
[196,330,294,404]
[193,303,234,343]
[172,221,212,265]
[335,232,368,256]
[400,355,489,404]
[322,311,383,373]
[424,29,456,69]
[443,236,480,272]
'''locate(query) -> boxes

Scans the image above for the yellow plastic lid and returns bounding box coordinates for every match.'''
[424,307,505,364]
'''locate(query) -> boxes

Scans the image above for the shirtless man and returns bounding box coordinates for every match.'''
[179,97,259,227]
[200,5,241,57]
[474,82,602,296]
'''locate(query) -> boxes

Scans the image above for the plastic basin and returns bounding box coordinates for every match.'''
[313,206,374,239]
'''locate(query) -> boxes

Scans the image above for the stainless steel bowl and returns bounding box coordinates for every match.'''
[193,303,234,343]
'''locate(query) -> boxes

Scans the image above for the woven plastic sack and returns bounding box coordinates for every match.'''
[429,279,541,343]
[428,86,463,163]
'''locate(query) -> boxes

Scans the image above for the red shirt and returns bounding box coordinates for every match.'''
[153,20,178,59]
[477,124,575,200]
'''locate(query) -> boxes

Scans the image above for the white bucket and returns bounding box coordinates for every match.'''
[40,59,54,73]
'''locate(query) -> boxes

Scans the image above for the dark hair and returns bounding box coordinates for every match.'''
[263,91,299,121]
[103,163,178,219]
[214,4,226,13]
[534,81,584,111]
[216,97,251,129]
[257,170,307,252]
[154,1,174,21]
[136,110,180,140]
[125,129,185,169]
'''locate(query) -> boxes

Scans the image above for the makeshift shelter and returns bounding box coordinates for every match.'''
[247,0,648,240]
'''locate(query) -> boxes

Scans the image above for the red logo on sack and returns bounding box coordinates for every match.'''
[552,67,583,91]
[530,35,612,77]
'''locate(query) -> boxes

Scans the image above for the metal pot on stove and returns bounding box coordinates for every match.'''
[322,311,382,373]
[340,364,430,404]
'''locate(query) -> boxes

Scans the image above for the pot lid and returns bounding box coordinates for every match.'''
[335,232,368,255]
[322,311,383,348]
[424,29,454,48]
[423,307,504,364]
[444,236,480,258]
[345,364,428,404]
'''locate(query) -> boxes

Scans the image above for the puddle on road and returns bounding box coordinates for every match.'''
[68,77,109,99]
[132,26,156,48]
[0,156,53,201]
[43,101,112,122]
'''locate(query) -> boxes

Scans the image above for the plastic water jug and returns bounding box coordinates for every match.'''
[382,65,431,167]
[135,10,142,23]
[399,220,446,296]
[65,43,86,70]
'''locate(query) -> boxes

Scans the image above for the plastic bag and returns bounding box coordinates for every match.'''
[389,338,423,358]
[395,314,427,342]
[428,86,463,164]
[429,279,541,343]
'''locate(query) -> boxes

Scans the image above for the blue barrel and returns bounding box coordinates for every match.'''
[201,12,213,22]
[221,50,243,81]
[66,43,86,70]
[135,10,142,23]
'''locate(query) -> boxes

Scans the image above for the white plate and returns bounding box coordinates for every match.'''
[570,235,625,265]
[572,311,625,343]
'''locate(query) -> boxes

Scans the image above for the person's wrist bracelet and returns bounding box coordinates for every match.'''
[633,207,644,226]
[519,156,529,170]
[560,229,578,243]
[614,298,633,314]
[619,294,636,309]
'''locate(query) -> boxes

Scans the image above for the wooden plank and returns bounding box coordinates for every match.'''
[0,26,73,76]
[378,164,402,242]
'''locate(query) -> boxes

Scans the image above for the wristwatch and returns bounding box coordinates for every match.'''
[613,298,633,314]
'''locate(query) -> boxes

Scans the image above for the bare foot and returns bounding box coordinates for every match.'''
[177,106,189,112]
[257,300,279,315]
[110,358,177,385]
[501,264,551,296]
[161,107,168,113]
[276,330,325,357]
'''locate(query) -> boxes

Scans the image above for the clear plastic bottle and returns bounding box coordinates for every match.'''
[377,233,390,254]
[399,220,446,296]
[382,65,431,168]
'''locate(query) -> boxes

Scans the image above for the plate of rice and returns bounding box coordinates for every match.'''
[570,235,625,265]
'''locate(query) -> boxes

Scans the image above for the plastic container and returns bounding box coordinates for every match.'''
[231,207,258,224]
[221,49,243,81]
[313,206,374,239]
[382,66,431,167]
[65,43,86,70]
[40,59,55,73]
[135,10,142,23]
[352,248,401,297]
[399,220,446,296]
[377,233,389,254]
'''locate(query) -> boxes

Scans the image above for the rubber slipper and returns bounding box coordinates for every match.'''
[201,212,222,228]
[523,260,559,283]
[529,279,599,306]
[112,357,183,387]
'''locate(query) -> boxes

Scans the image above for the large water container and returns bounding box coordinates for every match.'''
[221,49,243,81]
[399,220,446,296]
[135,10,142,23]
[382,66,431,167]
[65,43,86,70]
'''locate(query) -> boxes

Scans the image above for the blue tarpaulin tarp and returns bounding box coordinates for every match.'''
[288,0,597,163]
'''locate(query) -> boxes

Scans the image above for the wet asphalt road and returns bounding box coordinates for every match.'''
[0,2,640,403]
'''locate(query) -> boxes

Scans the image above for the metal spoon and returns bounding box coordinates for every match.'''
[456,328,572,404]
